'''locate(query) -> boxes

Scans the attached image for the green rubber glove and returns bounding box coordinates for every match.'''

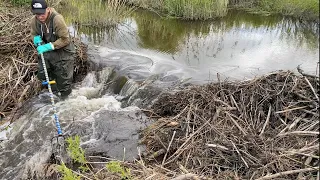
[37,43,54,54]
[33,35,43,47]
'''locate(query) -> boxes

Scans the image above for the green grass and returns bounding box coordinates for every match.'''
[57,163,81,180]
[9,0,30,5]
[258,0,319,20]
[56,135,133,179]
[229,0,319,21]
[130,0,319,21]
[57,136,86,180]
[61,0,135,27]
[66,135,87,164]
[129,0,228,19]
[163,0,228,20]
[106,161,132,179]
[8,0,62,6]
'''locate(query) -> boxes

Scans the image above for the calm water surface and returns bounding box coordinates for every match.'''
[65,9,319,83]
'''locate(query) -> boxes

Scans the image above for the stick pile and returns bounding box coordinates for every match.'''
[0,3,89,117]
[143,71,319,179]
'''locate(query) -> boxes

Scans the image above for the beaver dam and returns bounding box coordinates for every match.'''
[135,70,319,179]
[41,70,317,180]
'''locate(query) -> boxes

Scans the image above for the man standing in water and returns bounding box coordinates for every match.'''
[30,0,75,99]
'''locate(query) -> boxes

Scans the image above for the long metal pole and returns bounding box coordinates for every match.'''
[40,53,62,135]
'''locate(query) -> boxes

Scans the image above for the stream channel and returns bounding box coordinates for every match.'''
[0,7,319,180]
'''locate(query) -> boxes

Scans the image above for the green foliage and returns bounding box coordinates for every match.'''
[66,135,87,164]
[106,161,132,179]
[57,163,81,180]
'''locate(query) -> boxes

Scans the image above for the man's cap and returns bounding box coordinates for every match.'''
[31,0,48,14]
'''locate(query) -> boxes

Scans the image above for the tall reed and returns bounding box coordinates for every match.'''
[62,0,134,26]
[131,0,319,21]
[258,0,319,19]
[163,0,228,20]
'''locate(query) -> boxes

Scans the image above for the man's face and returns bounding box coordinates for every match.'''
[35,8,49,23]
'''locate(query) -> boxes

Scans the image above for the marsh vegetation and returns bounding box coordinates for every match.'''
[129,0,319,20]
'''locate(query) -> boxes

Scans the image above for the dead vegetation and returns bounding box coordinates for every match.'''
[53,70,318,180]
[141,70,319,179]
[0,3,89,119]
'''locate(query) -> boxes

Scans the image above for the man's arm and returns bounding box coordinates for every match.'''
[52,14,70,49]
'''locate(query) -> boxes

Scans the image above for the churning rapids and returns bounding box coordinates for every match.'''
[0,46,194,179]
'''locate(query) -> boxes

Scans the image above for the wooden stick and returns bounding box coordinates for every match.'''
[231,141,249,168]
[71,169,94,180]
[165,109,221,165]
[288,116,302,130]
[148,149,166,159]
[280,151,319,159]
[277,131,319,137]
[206,143,229,151]
[18,85,29,103]
[275,106,308,114]
[145,174,157,180]
[259,105,271,136]
[298,156,314,178]
[256,167,319,180]
[226,113,247,135]
[230,94,240,111]
[162,130,176,166]
[171,173,199,180]
[304,76,319,101]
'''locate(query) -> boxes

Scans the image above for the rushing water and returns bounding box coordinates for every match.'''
[0,67,152,179]
[68,9,319,84]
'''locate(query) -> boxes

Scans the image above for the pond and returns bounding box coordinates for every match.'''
[63,7,319,84]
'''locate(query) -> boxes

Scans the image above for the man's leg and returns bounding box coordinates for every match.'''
[53,50,75,98]
[38,52,59,92]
